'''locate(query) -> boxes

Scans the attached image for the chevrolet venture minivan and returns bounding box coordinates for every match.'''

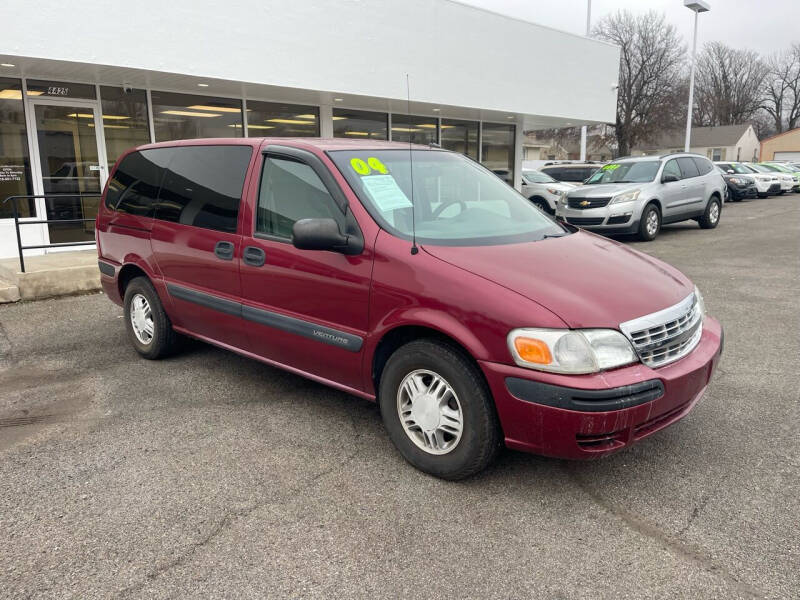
[96,139,723,479]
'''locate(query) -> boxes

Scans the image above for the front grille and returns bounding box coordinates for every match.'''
[566,217,604,226]
[568,196,612,209]
[576,429,625,451]
[619,293,703,368]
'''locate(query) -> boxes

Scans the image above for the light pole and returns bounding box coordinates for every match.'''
[579,0,591,161]
[684,0,710,152]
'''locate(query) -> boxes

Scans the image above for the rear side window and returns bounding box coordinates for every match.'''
[256,156,345,239]
[677,157,700,179]
[155,145,252,233]
[104,149,170,215]
[693,157,713,175]
[541,167,565,181]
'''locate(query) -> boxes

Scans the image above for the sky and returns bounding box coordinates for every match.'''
[458,0,799,56]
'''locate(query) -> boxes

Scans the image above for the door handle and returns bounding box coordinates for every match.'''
[214,241,235,261]
[243,245,266,267]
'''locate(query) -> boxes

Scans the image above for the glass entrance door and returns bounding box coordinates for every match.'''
[31,102,106,245]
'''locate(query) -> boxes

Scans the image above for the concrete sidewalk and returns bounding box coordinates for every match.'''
[0,250,100,303]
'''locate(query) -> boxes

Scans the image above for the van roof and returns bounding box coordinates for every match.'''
[136,137,437,153]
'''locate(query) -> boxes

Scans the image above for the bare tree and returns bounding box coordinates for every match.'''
[762,44,800,133]
[593,10,686,156]
[693,42,766,126]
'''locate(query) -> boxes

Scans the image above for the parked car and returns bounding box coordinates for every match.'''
[539,162,601,185]
[716,162,779,198]
[556,153,725,241]
[715,165,757,202]
[745,163,794,193]
[761,162,800,191]
[96,139,723,479]
[521,169,575,213]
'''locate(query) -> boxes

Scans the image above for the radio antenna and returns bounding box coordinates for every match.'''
[406,73,418,255]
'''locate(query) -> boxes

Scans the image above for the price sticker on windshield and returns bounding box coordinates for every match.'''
[602,163,621,171]
[350,157,389,176]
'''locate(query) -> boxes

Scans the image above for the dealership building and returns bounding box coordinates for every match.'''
[0,0,619,259]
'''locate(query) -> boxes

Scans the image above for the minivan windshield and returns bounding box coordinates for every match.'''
[522,170,557,184]
[585,161,661,184]
[330,150,566,245]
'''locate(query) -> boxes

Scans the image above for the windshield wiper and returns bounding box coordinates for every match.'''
[542,233,567,239]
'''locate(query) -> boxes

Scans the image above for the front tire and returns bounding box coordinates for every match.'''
[637,203,661,241]
[378,339,501,480]
[123,276,179,360]
[529,196,552,214]
[699,196,721,229]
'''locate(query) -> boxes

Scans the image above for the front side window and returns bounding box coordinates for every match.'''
[586,161,661,184]
[155,145,252,232]
[662,159,682,180]
[330,150,565,245]
[105,148,171,215]
[256,156,344,239]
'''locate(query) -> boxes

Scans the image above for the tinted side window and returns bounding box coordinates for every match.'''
[257,156,344,239]
[693,157,713,175]
[663,159,682,180]
[578,167,598,180]
[677,157,700,179]
[105,149,170,215]
[541,168,562,181]
[155,146,252,233]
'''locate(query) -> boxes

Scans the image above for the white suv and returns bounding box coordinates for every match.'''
[521,170,575,214]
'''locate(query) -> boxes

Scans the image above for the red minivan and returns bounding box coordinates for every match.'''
[96,138,723,479]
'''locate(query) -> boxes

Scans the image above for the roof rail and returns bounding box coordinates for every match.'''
[659,151,707,159]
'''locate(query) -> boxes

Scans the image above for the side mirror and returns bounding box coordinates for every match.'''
[727,169,734,174]
[662,173,680,183]
[292,218,357,254]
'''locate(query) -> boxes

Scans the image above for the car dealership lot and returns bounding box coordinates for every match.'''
[1,194,798,599]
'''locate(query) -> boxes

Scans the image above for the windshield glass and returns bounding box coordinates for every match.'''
[747,164,771,173]
[721,163,753,175]
[329,150,566,245]
[522,170,556,184]
[585,161,660,184]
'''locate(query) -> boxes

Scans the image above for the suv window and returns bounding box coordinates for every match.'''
[155,145,252,233]
[663,159,682,180]
[693,157,713,175]
[257,156,345,239]
[105,149,170,215]
[677,157,700,179]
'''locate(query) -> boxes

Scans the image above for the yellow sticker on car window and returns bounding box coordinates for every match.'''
[602,164,621,171]
[367,157,389,174]
[350,158,370,175]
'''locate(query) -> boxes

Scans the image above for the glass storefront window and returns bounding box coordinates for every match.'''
[391,114,438,145]
[481,123,516,185]
[246,101,319,136]
[333,109,388,140]
[151,91,243,141]
[0,78,34,218]
[25,79,97,100]
[441,119,478,161]
[99,86,151,166]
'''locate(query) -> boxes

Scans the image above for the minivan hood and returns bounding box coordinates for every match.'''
[423,231,692,329]
[567,182,643,198]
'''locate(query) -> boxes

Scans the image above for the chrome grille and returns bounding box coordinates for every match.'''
[568,196,612,209]
[619,293,703,368]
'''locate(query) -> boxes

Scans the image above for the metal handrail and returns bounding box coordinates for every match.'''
[2,194,100,273]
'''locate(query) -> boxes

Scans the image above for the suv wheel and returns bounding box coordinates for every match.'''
[699,196,721,229]
[123,276,179,359]
[637,203,661,241]
[378,339,501,480]
[529,197,552,214]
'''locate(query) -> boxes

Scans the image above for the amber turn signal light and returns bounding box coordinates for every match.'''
[513,337,553,365]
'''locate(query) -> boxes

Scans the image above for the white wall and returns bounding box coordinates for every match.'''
[0,0,619,124]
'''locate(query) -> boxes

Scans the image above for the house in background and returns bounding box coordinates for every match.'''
[760,127,800,161]
[632,124,759,161]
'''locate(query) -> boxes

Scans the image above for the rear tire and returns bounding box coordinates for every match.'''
[123,276,179,360]
[378,339,502,480]
[699,196,721,229]
[637,203,661,241]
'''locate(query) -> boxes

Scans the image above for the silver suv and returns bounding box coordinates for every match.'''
[555,153,726,241]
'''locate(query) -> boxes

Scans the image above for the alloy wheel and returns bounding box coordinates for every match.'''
[396,369,463,455]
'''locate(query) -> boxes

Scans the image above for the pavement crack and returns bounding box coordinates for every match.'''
[563,464,765,599]
[677,493,711,537]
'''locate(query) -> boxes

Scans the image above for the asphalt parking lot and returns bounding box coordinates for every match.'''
[1,193,798,599]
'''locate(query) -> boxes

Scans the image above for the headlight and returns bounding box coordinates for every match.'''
[546,187,563,196]
[694,285,706,319]
[610,189,641,204]
[729,177,746,185]
[508,328,638,374]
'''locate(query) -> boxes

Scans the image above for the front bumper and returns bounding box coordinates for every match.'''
[555,204,639,234]
[479,316,723,459]
[728,182,758,200]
